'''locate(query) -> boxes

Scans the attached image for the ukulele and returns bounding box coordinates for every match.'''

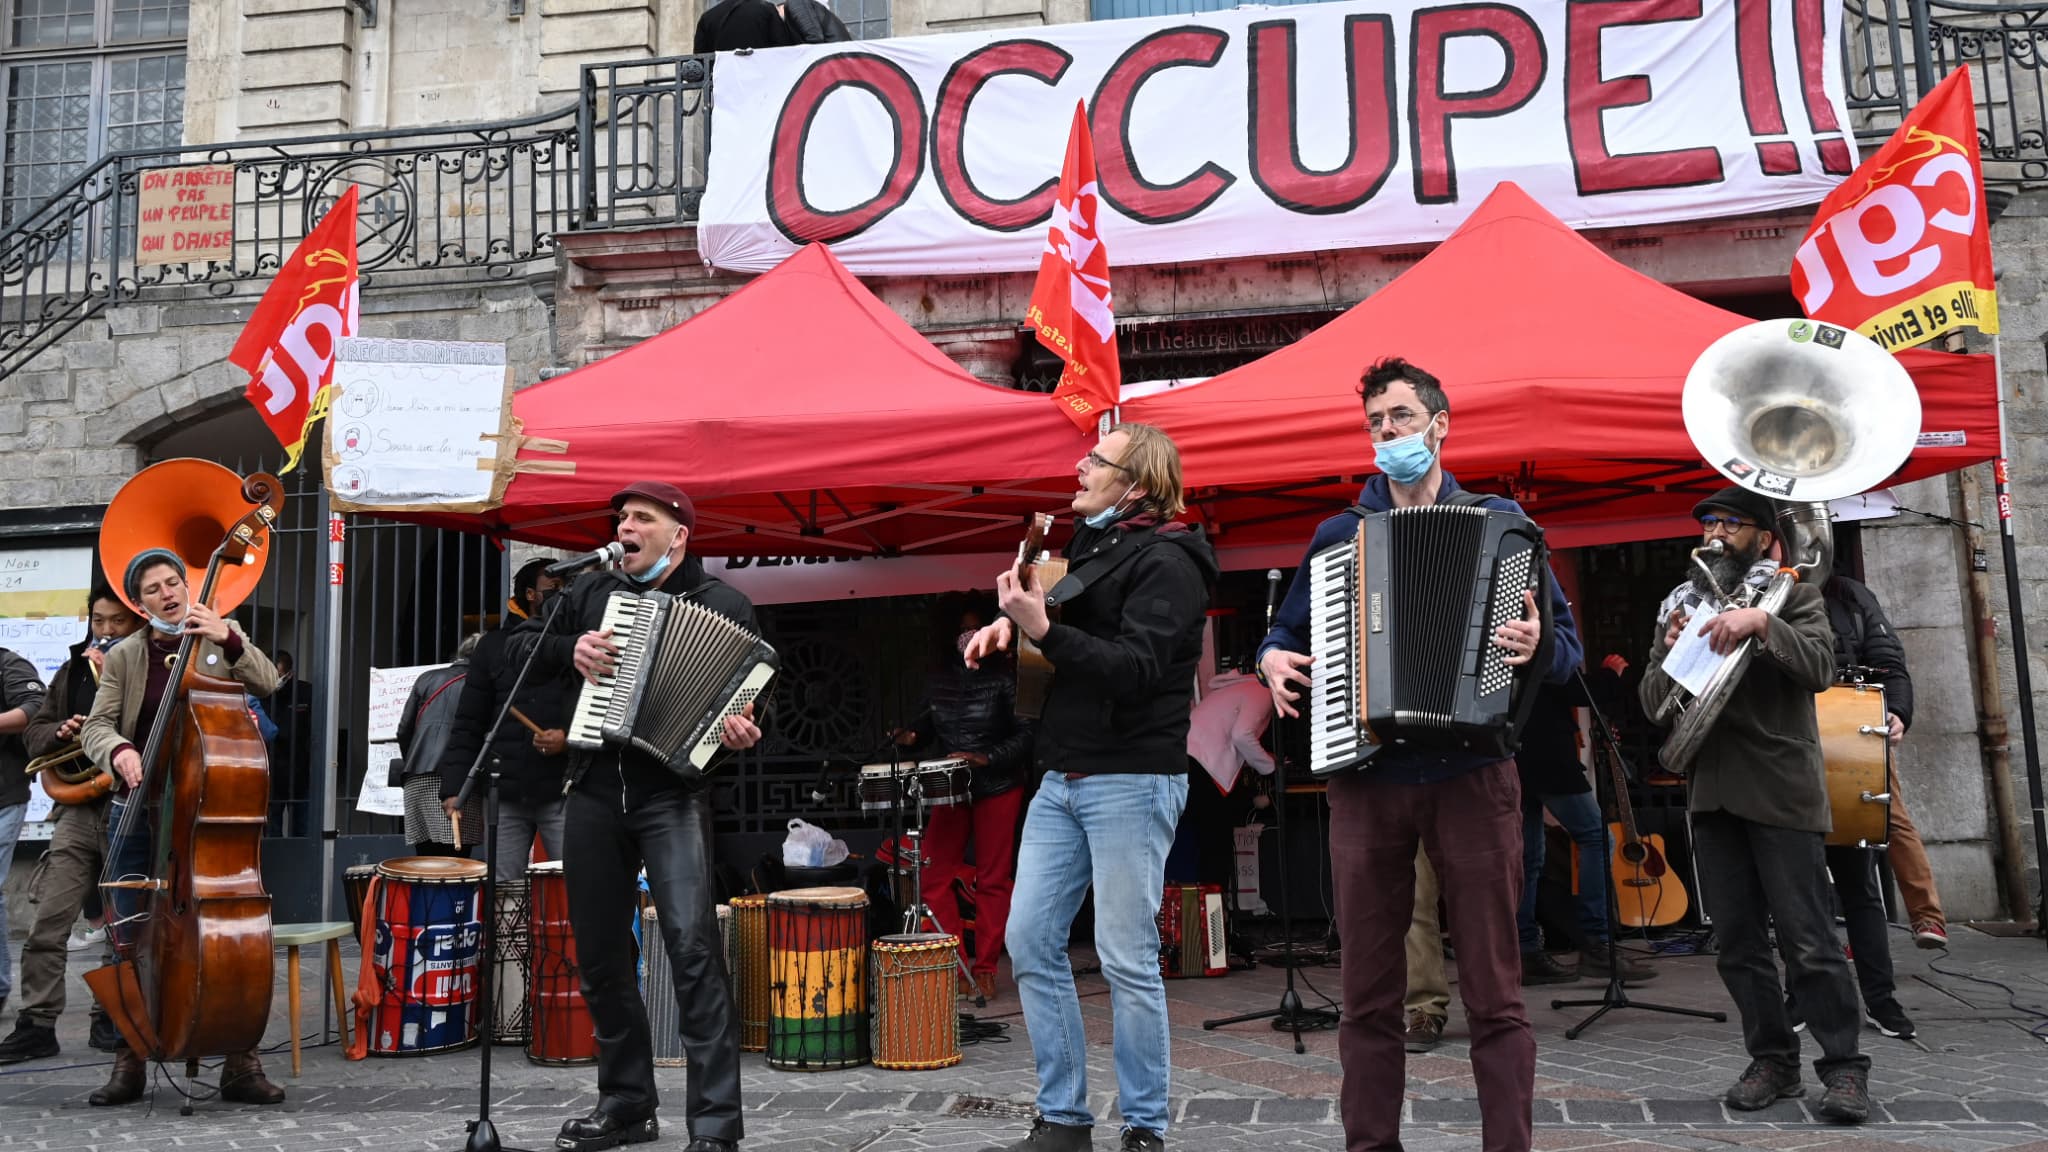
[1597,714,1691,928]
[1012,512,1066,720]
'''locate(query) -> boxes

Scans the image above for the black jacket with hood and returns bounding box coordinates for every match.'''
[529,552,764,801]
[1030,517,1218,777]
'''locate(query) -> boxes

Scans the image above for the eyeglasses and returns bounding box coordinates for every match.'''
[1366,407,1436,435]
[1082,450,1131,474]
[1698,514,1757,535]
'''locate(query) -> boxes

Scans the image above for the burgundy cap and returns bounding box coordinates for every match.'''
[612,480,696,533]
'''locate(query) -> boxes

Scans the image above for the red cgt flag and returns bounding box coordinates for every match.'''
[1026,102,1120,431]
[1792,68,1997,351]
[231,185,361,471]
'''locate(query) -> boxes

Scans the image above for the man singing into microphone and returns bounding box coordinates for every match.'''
[528,481,761,1152]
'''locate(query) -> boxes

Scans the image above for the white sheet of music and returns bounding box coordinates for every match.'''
[1662,604,1733,697]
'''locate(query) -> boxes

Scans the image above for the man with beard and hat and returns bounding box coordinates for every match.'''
[1637,487,1870,1124]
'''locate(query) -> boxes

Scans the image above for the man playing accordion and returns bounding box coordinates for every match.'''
[530,480,763,1152]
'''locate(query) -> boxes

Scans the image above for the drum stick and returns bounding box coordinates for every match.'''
[508,706,544,736]
[451,811,463,852]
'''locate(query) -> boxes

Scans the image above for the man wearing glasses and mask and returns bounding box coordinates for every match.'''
[1258,357,1580,1152]
[1638,487,1870,1124]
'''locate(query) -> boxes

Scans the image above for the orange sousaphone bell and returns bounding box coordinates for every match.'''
[83,459,285,1064]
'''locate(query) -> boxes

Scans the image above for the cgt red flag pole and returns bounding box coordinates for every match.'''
[230,185,361,471]
[1025,101,1121,432]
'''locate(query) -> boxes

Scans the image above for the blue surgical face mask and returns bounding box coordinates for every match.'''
[147,615,182,637]
[1373,420,1439,485]
[1083,481,1138,529]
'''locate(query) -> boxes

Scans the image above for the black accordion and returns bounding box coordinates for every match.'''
[566,590,779,774]
[1306,503,1551,776]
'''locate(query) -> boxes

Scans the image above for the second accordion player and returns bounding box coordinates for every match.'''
[567,589,780,774]
[1306,501,1552,776]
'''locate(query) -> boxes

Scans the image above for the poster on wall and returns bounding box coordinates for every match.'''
[700,0,1857,275]
[359,662,439,818]
[0,547,93,835]
[324,339,522,513]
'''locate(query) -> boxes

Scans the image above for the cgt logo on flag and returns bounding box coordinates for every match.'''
[231,185,361,471]
[1026,101,1121,430]
[1791,68,1997,351]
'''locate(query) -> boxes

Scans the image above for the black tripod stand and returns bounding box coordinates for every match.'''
[1551,669,1725,1038]
[445,584,576,1152]
[1202,570,1337,1054]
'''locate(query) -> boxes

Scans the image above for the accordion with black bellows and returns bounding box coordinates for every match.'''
[1306,503,1552,776]
[567,590,779,774]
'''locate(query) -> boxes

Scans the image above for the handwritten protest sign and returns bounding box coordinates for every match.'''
[325,339,517,512]
[136,164,234,267]
[0,546,91,833]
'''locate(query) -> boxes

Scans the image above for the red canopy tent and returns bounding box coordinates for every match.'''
[446,242,1091,554]
[1123,182,2001,553]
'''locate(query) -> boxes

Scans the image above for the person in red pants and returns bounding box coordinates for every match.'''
[895,607,1034,1001]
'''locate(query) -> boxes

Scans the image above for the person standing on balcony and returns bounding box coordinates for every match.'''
[694,0,796,52]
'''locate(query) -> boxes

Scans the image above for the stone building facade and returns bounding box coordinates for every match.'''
[0,0,2039,919]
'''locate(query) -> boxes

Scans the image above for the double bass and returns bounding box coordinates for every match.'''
[84,460,284,1066]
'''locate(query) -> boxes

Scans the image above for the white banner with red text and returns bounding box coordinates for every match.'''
[699,0,1857,275]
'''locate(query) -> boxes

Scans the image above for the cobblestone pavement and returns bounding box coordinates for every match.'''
[1,921,2042,1150]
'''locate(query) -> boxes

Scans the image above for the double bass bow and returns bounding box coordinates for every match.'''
[85,461,284,1066]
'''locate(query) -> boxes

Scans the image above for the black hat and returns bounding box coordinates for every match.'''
[611,480,696,533]
[1690,486,1779,530]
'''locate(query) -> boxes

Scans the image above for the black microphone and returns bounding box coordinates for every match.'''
[546,541,623,577]
[1265,568,1283,628]
[807,762,834,804]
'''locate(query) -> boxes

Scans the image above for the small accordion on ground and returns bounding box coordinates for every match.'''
[1307,502,1550,776]
[567,590,779,774]
[1158,883,1227,979]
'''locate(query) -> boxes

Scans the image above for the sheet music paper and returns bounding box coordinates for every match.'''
[1662,604,1733,697]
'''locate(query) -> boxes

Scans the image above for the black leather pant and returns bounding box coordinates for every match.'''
[563,780,742,1142]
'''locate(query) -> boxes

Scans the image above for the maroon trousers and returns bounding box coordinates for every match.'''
[918,787,1024,975]
[1328,759,1534,1152]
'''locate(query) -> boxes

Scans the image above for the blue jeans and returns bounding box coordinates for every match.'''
[1517,789,1611,951]
[105,799,152,954]
[1007,771,1187,1134]
[0,802,25,1001]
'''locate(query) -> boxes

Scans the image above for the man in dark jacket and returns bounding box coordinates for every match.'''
[0,641,47,1022]
[896,605,1033,1002]
[965,423,1215,1152]
[438,561,570,879]
[0,589,138,1063]
[532,481,761,1152]
[1259,358,1578,1152]
[399,634,479,857]
[1639,488,1869,1123]
[693,0,794,52]
[1807,575,1925,1039]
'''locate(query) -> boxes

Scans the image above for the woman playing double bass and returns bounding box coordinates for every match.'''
[79,549,285,1107]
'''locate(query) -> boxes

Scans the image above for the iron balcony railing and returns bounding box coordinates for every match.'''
[3,2,2047,382]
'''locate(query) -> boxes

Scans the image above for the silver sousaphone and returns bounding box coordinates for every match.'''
[1649,318,1922,774]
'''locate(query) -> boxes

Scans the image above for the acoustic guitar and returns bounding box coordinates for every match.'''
[1013,512,1066,720]
[1599,723,1690,928]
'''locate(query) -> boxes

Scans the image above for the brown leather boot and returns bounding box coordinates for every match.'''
[219,1049,285,1105]
[88,1048,146,1107]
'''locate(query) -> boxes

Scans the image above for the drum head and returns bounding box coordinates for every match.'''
[770,885,867,906]
[875,932,956,950]
[376,856,487,882]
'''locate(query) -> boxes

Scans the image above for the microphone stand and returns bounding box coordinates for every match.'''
[447,582,577,1152]
[1203,571,1335,1054]
[1551,668,1725,1038]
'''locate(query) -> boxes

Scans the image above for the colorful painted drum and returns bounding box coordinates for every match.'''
[870,933,962,1070]
[490,877,531,1045]
[766,886,870,1071]
[525,861,597,1065]
[366,856,485,1057]
[729,894,771,1052]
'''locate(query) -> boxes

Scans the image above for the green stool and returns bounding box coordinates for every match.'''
[273,921,354,1076]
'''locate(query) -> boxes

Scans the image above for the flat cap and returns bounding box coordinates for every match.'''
[612,480,696,533]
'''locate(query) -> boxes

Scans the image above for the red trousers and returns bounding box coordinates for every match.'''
[916,788,1024,976]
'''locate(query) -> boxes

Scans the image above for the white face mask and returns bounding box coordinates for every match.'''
[1084,481,1138,529]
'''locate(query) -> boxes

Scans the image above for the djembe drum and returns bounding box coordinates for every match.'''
[490,876,532,1044]
[365,857,485,1056]
[643,903,736,1068]
[766,886,870,1071]
[729,894,771,1052]
[343,863,378,932]
[870,933,962,1070]
[526,861,597,1065]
